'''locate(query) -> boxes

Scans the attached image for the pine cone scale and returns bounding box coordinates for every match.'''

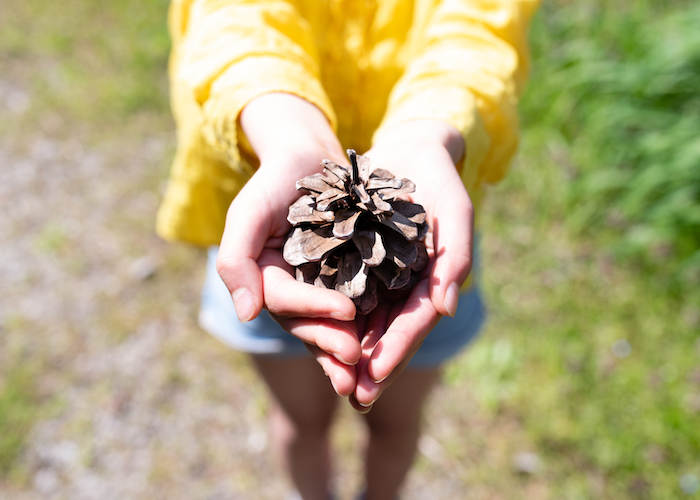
[352,229,386,266]
[377,179,416,201]
[379,211,419,240]
[296,261,320,283]
[301,226,347,262]
[315,255,339,289]
[287,195,335,224]
[336,252,368,299]
[372,261,412,290]
[355,274,378,313]
[355,153,371,182]
[370,193,392,212]
[383,230,418,268]
[352,184,371,204]
[392,200,427,224]
[320,160,350,185]
[366,177,402,190]
[332,210,361,239]
[296,173,335,194]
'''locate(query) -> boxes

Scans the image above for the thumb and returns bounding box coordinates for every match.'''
[428,182,474,318]
[216,188,273,323]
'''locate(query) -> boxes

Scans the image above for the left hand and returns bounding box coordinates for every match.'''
[347,119,475,411]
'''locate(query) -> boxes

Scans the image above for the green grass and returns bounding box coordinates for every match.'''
[0,354,41,478]
[0,0,170,128]
[444,1,700,498]
[522,0,700,285]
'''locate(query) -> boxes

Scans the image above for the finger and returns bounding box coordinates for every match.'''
[272,315,362,367]
[359,301,393,361]
[259,249,356,321]
[366,280,440,385]
[428,181,474,318]
[348,302,394,413]
[216,185,275,323]
[305,344,357,397]
[353,280,441,408]
[349,393,373,414]
[352,341,423,411]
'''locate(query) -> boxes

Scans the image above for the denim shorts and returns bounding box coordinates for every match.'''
[199,246,486,369]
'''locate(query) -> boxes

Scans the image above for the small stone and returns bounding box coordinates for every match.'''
[512,451,541,475]
[246,429,268,454]
[680,473,700,494]
[33,468,60,495]
[611,339,632,359]
[129,256,158,281]
[418,435,445,463]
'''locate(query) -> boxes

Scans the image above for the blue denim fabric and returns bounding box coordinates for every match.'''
[199,246,485,369]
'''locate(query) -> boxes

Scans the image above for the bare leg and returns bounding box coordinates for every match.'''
[361,368,441,500]
[252,354,339,500]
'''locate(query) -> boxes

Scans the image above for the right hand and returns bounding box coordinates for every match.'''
[216,93,363,396]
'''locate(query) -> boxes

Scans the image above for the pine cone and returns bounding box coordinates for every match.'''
[282,149,429,315]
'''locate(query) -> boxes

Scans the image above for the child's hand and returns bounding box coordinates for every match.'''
[348,120,474,411]
[216,93,362,394]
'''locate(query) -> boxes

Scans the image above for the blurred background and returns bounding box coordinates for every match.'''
[1,1,698,499]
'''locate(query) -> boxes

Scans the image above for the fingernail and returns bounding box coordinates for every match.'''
[358,397,377,409]
[352,395,373,414]
[444,282,460,318]
[329,377,340,395]
[332,352,357,366]
[330,310,354,322]
[232,288,255,322]
[368,359,390,383]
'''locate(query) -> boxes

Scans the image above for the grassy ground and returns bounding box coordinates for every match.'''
[1,1,698,499]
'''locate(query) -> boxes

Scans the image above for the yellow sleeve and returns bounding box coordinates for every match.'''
[374,0,538,192]
[170,0,337,172]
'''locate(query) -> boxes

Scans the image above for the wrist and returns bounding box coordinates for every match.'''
[373,119,465,165]
[240,92,344,165]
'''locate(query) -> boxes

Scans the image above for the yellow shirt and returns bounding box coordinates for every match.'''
[157,0,539,246]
